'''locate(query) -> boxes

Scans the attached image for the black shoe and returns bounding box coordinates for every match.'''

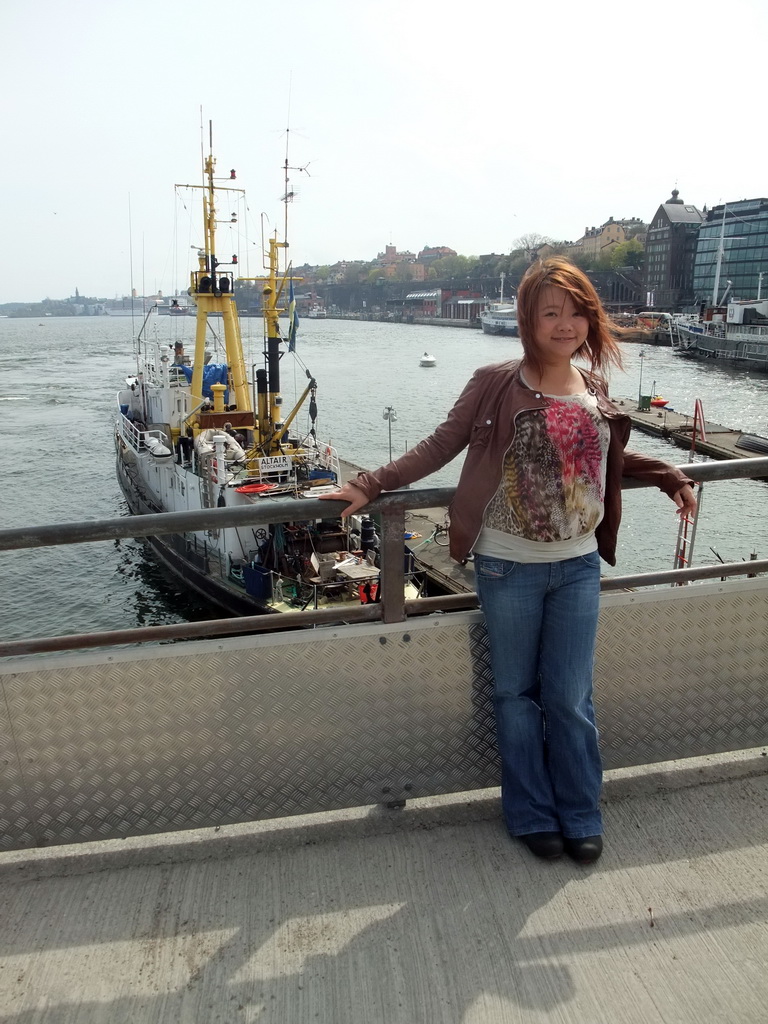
[564,835,603,864]
[518,832,564,860]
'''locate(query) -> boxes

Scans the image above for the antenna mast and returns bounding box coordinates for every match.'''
[281,127,311,275]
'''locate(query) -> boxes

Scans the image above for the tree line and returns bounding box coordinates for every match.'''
[301,233,645,289]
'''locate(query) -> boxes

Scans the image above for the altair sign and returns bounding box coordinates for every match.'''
[259,455,291,472]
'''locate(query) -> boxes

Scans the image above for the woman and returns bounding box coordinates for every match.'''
[320,258,696,865]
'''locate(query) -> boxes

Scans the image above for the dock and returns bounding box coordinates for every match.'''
[614,397,768,474]
[404,506,475,594]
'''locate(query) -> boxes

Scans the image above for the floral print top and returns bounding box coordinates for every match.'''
[478,391,609,556]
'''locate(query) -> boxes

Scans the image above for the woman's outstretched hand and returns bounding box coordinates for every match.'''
[318,481,370,517]
[672,484,697,517]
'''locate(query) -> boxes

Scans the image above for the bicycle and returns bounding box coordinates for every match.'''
[407,517,450,550]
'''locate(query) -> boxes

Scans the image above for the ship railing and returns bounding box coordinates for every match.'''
[236,441,342,491]
[0,456,767,657]
[735,323,768,338]
[116,413,145,453]
[321,441,342,485]
[116,412,171,456]
[144,427,172,448]
[141,345,190,389]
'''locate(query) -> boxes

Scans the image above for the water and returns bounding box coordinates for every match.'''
[1,315,767,642]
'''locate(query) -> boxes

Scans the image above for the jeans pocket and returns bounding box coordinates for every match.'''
[475,555,518,580]
[578,550,601,567]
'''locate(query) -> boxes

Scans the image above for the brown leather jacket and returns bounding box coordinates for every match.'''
[352,360,694,566]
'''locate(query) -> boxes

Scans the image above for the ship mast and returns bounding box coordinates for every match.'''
[244,140,314,457]
[181,124,315,458]
[182,123,251,414]
[253,234,291,453]
[711,205,727,307]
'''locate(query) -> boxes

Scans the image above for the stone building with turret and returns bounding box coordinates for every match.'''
[644,190,703,310]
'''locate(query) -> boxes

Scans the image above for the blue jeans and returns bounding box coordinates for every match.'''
[474,551,603,839]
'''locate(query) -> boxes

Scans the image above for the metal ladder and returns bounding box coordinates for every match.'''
[673,398,705,582]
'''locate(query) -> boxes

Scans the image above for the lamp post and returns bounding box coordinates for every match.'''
[638,348,645,405]
[383,406,397,462]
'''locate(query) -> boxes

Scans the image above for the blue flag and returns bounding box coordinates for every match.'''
[288,277,298,352]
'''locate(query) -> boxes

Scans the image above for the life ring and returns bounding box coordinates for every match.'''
[235,482,275,494]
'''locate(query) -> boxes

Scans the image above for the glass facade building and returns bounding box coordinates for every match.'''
[692,199,768,307]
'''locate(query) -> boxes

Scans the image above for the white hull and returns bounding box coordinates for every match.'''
[115,377,351,615]
[479,303,518,336]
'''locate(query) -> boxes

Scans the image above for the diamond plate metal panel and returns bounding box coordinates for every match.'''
[596,579,768,769]
[0,676,35,850]
[0,615,498,849]
[1,578,766,851]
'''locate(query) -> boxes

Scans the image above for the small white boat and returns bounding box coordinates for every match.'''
[419,352,437,367]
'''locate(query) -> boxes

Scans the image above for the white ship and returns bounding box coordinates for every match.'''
[479,271,518,336]
[114,128,425,616]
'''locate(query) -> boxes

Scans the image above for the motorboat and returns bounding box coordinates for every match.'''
[419,352,436,367]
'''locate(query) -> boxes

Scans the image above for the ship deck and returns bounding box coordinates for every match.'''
[1,748,766,1023]
[338,459,475,597]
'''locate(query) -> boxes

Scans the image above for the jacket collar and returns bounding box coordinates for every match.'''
[510,359,627,422]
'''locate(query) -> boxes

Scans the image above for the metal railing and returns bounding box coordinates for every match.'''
[1,457,766,658]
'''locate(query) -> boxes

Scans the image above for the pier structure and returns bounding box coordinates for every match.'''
[615,396,768,471]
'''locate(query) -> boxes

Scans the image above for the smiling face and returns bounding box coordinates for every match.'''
[532,286,589,366]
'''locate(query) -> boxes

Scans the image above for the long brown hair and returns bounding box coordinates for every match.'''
[516,257,623,383]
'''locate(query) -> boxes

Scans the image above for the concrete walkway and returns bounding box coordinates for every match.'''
[1,750,767,1024]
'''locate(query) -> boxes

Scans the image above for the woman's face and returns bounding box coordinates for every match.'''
[531,286,589,364]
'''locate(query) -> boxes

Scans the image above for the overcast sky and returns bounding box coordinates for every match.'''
[3,0,766,302]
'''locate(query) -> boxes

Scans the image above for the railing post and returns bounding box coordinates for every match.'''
[379,506,406,623]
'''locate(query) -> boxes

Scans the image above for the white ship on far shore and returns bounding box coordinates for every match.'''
[106,298,196,318]
[479,272,518,336]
